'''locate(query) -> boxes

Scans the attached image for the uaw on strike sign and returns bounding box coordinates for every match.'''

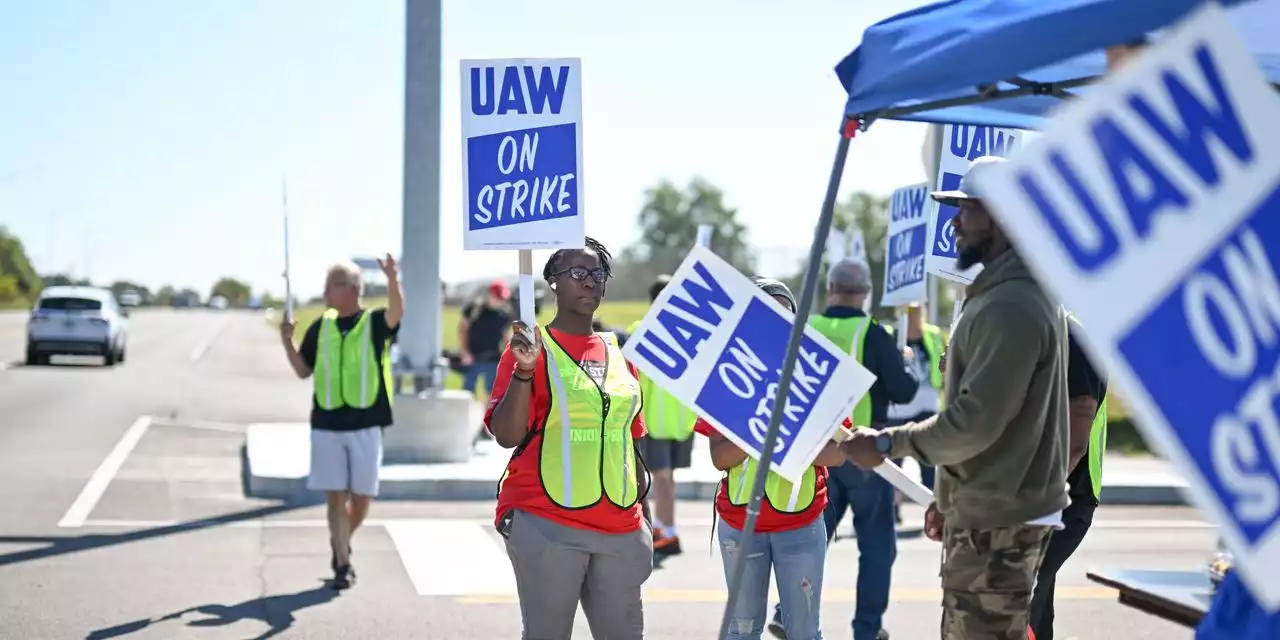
[621,245,877,481]
[882,183,929,307]
[461,58,584,250]
[975,4,1280,609]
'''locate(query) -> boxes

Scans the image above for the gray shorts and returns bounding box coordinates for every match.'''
[502,510,653,639]
[639,435,693,471]
[307,426,383,496]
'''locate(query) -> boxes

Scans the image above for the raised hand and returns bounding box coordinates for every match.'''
[509,321,542,371]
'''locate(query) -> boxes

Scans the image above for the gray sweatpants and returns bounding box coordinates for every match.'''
[503,509,653,639]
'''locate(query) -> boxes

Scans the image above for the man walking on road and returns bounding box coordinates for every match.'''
[842,156,1070,639]
[774,258,917,640]
[280,256,403,590]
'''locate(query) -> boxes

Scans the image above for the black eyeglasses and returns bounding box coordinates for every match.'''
[552,266,609,284]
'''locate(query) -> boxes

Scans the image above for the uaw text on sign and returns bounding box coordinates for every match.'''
[460,58,585,250]
[621,245,876,482]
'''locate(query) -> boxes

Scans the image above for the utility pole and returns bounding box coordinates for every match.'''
[399,0,444,389]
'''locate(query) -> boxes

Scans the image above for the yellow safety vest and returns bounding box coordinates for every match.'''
[627,320,696,441]
[885,323,945,390]
[809,315,875,427]
[716,314,878,515]
[314,309,392,410]
[1066,312,1108,499]
[885,322,948,408]
[725,456,819,513]
[539,332,643,509]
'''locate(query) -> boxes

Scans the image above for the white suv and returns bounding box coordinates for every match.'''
[26,286,129,366]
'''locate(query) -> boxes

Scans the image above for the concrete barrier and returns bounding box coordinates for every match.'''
[384,390,479,464]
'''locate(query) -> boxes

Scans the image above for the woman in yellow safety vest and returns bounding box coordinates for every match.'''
[485,237,652,640]
[697,278,848,640]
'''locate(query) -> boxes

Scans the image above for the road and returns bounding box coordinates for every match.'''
[0,310,1216,639]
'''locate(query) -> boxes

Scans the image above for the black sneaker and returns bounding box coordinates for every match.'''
[333,564,356,590]
[330,545,352,572]
[877,630,890,640]
[767,603,786,639]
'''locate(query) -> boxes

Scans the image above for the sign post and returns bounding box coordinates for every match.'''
[974,3,1280,610]
[460,58,585,330]
[884,182,930,349]
[281,177,293,322]
[696,223,714,249]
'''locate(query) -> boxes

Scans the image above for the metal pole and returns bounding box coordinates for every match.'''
[924,124,944,327]
[400,0,444,388]
[282,177,293,321]
[718,125,854,640]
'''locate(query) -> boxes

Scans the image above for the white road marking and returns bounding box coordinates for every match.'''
[150,419,247,434]
[1092,519,1214,529]
[58,416,154,528]
[74,517,494,527]
[74,517,1214,531]
[188,319,229,362]
[385,520,516,596]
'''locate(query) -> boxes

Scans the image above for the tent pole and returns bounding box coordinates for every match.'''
[718,121,856,640]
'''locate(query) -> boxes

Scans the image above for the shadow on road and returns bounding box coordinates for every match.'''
[85,582,339,640]
[0,503,300,568]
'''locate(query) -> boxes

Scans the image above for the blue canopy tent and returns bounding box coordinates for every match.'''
[838,0,1279,129]
[720,1,1278,637]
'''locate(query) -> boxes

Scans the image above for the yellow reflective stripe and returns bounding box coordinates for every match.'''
[321,317,333,408]
[620,389,637,506]
[786,475,803,512]
[359,316,370,405]
[543,343,575,508]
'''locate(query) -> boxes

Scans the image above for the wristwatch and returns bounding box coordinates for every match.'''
[875,432,893,455]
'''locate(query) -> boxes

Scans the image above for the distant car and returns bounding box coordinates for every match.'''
[26,286,128,366]
[119,290,142,307]
[209,295,229,310]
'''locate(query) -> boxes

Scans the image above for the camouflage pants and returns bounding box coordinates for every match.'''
[939,524,1052,640]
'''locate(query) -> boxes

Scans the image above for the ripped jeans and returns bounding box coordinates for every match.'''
[717,515,826,640]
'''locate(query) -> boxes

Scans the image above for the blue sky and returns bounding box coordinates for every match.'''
[0,0,933,299]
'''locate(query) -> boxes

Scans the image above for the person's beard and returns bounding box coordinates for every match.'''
[955,236,992,270]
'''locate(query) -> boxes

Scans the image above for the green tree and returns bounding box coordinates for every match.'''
[0,227,41,307]
[209,278,251,307]
[637,178,754,272]
[109,280,152,305]
[612,178,755,300]
[154,285,177,306]
[783,192,891,318]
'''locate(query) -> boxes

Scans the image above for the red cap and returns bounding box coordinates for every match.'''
[489,280,511,300]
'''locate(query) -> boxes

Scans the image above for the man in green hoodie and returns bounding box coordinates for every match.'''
[842,155,1070,639]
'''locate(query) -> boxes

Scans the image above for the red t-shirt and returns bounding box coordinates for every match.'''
[484,329,647,534]
[694,418,828,533]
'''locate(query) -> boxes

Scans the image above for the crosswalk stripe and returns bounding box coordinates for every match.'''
[385,519,517,596]
[454,585,1120,604]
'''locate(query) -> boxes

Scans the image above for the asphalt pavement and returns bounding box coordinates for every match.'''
[0,310,1216,639]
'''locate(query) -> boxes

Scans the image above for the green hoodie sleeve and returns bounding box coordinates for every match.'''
[886,300,1045,466]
